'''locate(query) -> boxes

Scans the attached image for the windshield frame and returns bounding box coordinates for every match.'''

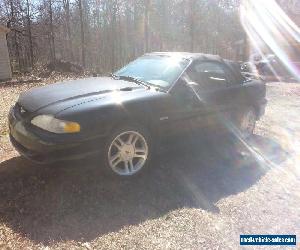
[113,55,192,92]
[167,58,193,93]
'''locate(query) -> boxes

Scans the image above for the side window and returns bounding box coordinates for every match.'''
[186,61,228,91]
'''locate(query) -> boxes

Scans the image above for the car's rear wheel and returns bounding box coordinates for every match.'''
[236,107,257,138]
[104,125,151,177]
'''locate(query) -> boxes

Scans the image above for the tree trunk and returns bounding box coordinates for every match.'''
[63,0,74,61]
[26,0,34,67]
[189,0,196,52]
[9,0,21,71]
[144,0,150,53]
[49,0,56,63]
[78,0,85,67]
[133,0,138,57]
[110,1,117,70]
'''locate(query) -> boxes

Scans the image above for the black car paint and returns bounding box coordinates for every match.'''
[9,53,267,163]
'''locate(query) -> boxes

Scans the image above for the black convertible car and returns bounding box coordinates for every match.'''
[9,52,267,176]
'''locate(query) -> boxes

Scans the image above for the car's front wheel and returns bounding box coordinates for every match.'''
[104,125,151,177]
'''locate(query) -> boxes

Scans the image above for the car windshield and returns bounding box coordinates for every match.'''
[114,55,190,89]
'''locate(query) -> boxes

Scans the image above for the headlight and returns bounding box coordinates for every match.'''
[31,115,80,133]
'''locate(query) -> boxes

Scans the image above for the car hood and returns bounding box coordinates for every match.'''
[18,77,143,112]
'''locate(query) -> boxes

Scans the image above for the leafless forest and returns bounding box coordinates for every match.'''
[0,0,243,73]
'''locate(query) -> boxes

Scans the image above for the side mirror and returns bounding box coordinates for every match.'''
[172,78,200,105]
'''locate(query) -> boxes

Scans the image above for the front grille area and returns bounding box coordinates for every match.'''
[10,135,35,155]
[10,135,47,162]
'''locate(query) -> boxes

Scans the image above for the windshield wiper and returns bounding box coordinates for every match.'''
[110,74,151,89]
[151,85,167,93]
[110,74,167,92]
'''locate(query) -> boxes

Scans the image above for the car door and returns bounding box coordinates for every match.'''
[158,60,240,136]
[170,79,207,134]
[156,79,206,137]
[184,60,234,128]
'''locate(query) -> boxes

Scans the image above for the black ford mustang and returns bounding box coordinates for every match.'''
[9,52,267,176]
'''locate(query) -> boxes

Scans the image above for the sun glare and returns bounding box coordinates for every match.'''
[240,0,300,80]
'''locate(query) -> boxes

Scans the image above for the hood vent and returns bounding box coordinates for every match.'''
[119,87,134,91]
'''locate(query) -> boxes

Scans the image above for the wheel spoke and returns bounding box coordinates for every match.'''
[113,142,121,150]
[128,159,134,172]
[110,152,119,162]
[132,135,139,145]
[127,133,133,143]
[134,154,146,159]
[135,148,147,155]
[127,133,138,145]
[114,137,125,150]
[111,157,122,168]
[118,137,125,145]
[135,147,146,154]
[124,161,129,173]
[134,147,147,159]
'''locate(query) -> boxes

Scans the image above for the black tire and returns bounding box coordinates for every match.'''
[102,124,152,178]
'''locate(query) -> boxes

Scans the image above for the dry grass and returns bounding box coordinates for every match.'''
[0,80,299,249]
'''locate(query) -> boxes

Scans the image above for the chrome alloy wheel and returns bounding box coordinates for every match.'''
[108,131,149,176]
[240,108,256,137]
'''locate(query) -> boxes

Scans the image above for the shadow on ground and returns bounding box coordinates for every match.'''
[0,134,288,244]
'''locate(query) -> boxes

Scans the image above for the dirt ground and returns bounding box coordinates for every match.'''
[0,79,299,249]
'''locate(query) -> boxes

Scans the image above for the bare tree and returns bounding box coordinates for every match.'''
[1,0,244,73]
[144,0,150,52]
[25,0,34,67]
[78,0,85,67]
[189,0,196,52]
[62,0,73,61]
[48,0,56,63]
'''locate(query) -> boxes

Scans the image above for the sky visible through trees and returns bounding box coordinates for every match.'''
[0,0,244,73]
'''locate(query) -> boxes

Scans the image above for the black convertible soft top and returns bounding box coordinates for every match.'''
[147,52,244,84]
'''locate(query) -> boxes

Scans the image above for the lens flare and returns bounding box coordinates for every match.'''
[240,0,300,81]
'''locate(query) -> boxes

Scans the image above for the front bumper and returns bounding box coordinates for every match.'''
[8,107,104,164]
